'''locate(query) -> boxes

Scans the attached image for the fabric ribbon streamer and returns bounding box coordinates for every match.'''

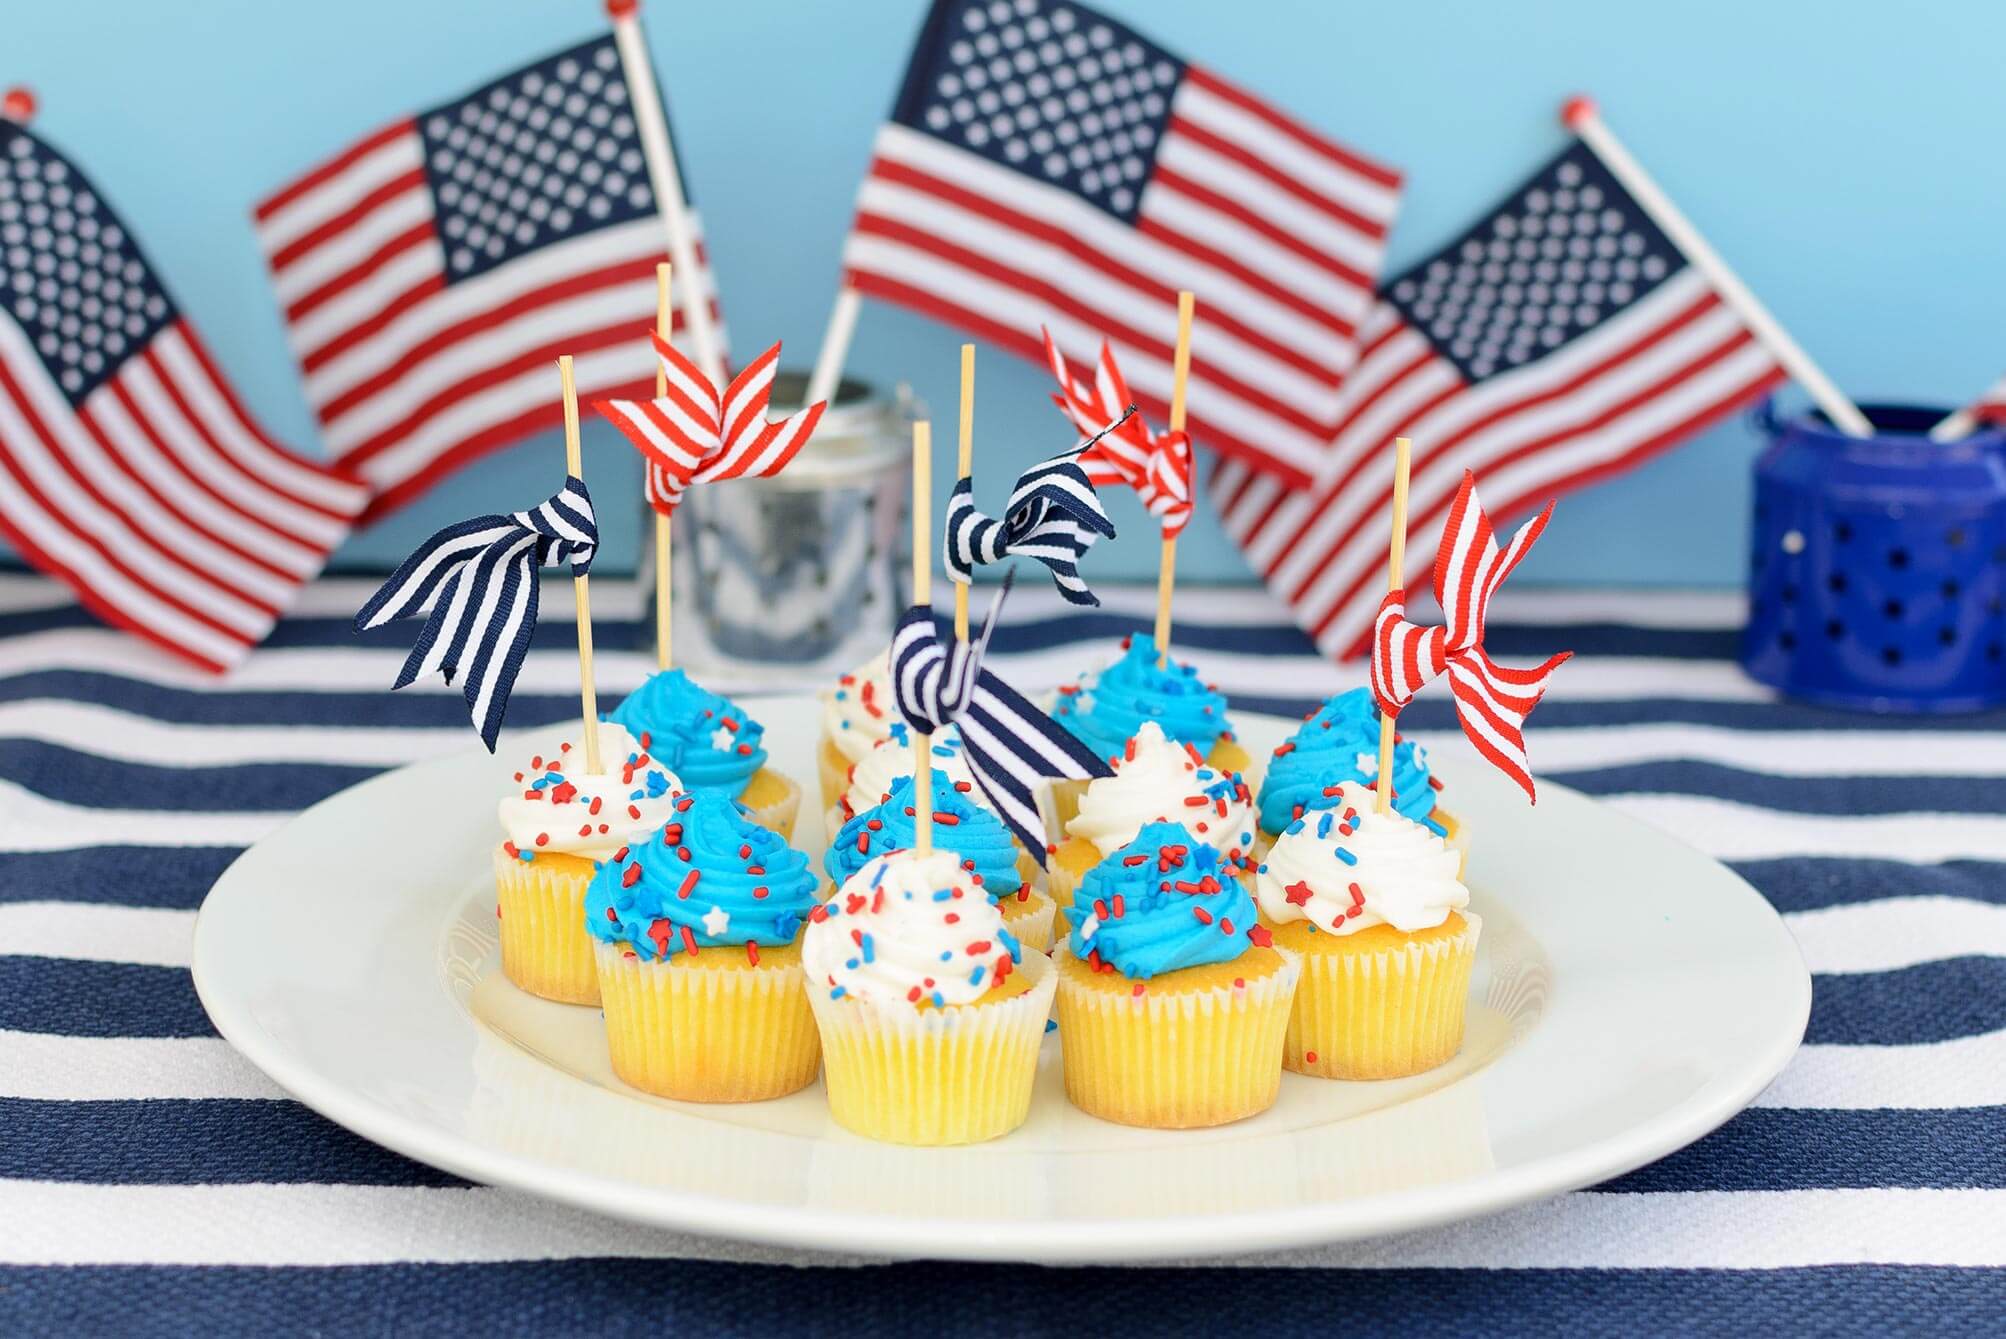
[1043,328,1195,537]
[355,477,598,751]
[890,570,1111,862]
[941,411,1131,605]
[1370,472,1571,801]
[593,334,825,514]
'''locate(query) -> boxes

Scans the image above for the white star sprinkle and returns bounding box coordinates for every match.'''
[701,905,730,937]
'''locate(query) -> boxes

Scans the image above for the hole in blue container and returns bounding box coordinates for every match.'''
[1943,579,1961,599]
[1948,527,1968,548]
[1889,548,1910,570]
[1884,598,1904,619]
[1991,644,2004,663]
[1882,647,1902,666]
[1828,573,1847,593]
[1835,521,1853,543]
[1782,584,1798,604]
[1940,627,1957,646]
[1825,619,1844,640]
[1779,631,1797,650]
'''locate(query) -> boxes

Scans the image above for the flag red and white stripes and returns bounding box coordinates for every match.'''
[838,0,1401,486]
[252,34,725,520]
[1214,143,1786,661]
[1370,472,1570,801]
[0,117,366,673]
[1043,329,1192,536]
[592,335,823,513]
[1962,374,2006,427]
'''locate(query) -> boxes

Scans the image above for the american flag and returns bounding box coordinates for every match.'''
[1213,141,1788,660]
[838,0,1402,486]
[0,115,367,674]
[1961,373,2006,427]
[253,33,724,520]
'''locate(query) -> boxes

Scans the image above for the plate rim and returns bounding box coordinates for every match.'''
[191,702,1812,1263]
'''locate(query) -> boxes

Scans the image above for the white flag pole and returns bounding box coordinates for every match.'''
[1929,408,1980,443]
[805,287,862,410]
[1563,96,1873,440]
[608,0,726,386]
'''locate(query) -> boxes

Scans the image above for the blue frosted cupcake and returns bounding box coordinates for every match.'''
[826,772,1057,953]
[607,668,801,838]
[1255,688,1463,871]
[1052,821,1299,1128]
[1049,635,1252,826]
[585,791,821,1101]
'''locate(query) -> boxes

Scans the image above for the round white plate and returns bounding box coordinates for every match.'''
[192,698,1809,1263]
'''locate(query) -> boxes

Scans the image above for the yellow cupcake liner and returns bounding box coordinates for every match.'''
[1281,912,1482,1080]
[739,766,801,841]
[996,887,1056,955]
[493,846,601,1006]
[1052,945,1299,1129]
[816,735,859,819]
[807,952,1056,1146]
[592,940,821,1102]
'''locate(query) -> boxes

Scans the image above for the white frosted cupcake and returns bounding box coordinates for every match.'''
[493,722,683,1005]
[803,848,1056,1146]
[1047,721,1257,915]
[1254,780,1480,1079]
[816,649,900,813]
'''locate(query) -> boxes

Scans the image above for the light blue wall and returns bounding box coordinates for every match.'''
[12,0,2004,584]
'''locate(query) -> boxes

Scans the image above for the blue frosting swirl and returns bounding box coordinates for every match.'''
[606,668,767,797]
[1052,637,1231,758]
[1065,821,1259,979]
[823,773,1023,899]
[1257,688,1436,831]
[584,792,816,959]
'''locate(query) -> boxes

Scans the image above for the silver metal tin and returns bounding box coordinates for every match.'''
[655,372,915,686]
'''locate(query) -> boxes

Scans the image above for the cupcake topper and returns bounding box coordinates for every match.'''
[559,356,604,774]
[942,363,1126,610]
[1042,295,1198,665]
[909,419,936,852]
[1369,463,1573,803]
[592,319,827,673]
[353,372,599,755]
[650,263,673,670]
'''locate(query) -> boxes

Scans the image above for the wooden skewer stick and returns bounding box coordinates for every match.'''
[911,419,934,855]
[559,355,603,776]
[652,262,674,672]
[1154,291,1194,668]
[1374,436,1413,816]
[954,343,975,643]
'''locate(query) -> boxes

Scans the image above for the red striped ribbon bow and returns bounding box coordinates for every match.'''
[1042,328,1194,538]
[1370,472,1572,801]
[593,334,825,515]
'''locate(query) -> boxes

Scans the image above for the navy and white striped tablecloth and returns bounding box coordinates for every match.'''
[2,570,2002,1334]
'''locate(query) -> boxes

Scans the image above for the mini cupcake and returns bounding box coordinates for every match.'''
[585,791,822,1102]
[1254,779,1480,1080]
[828,721,986,836]
[816,650,898,814]
[1053,821,1298,1128]
[826,772,1057,953]
[607,668,800,838]
[802,847,1057,1145]
[1047,720,1256,915]
[1049,635,1252,826]
[493,722,683,1005]
[1257,689,1466,874]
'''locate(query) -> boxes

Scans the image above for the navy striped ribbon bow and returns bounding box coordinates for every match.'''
[890,570,1111,864]
[354,477,598,751]
[940,410,1131,606]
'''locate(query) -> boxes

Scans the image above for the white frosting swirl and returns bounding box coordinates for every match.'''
[820,650,898,765]
[1065,721,1255,859]
[496,722,683,862]
[1255,780,1465,935]
[802,848,1018,1009]
[840,726,989,820]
